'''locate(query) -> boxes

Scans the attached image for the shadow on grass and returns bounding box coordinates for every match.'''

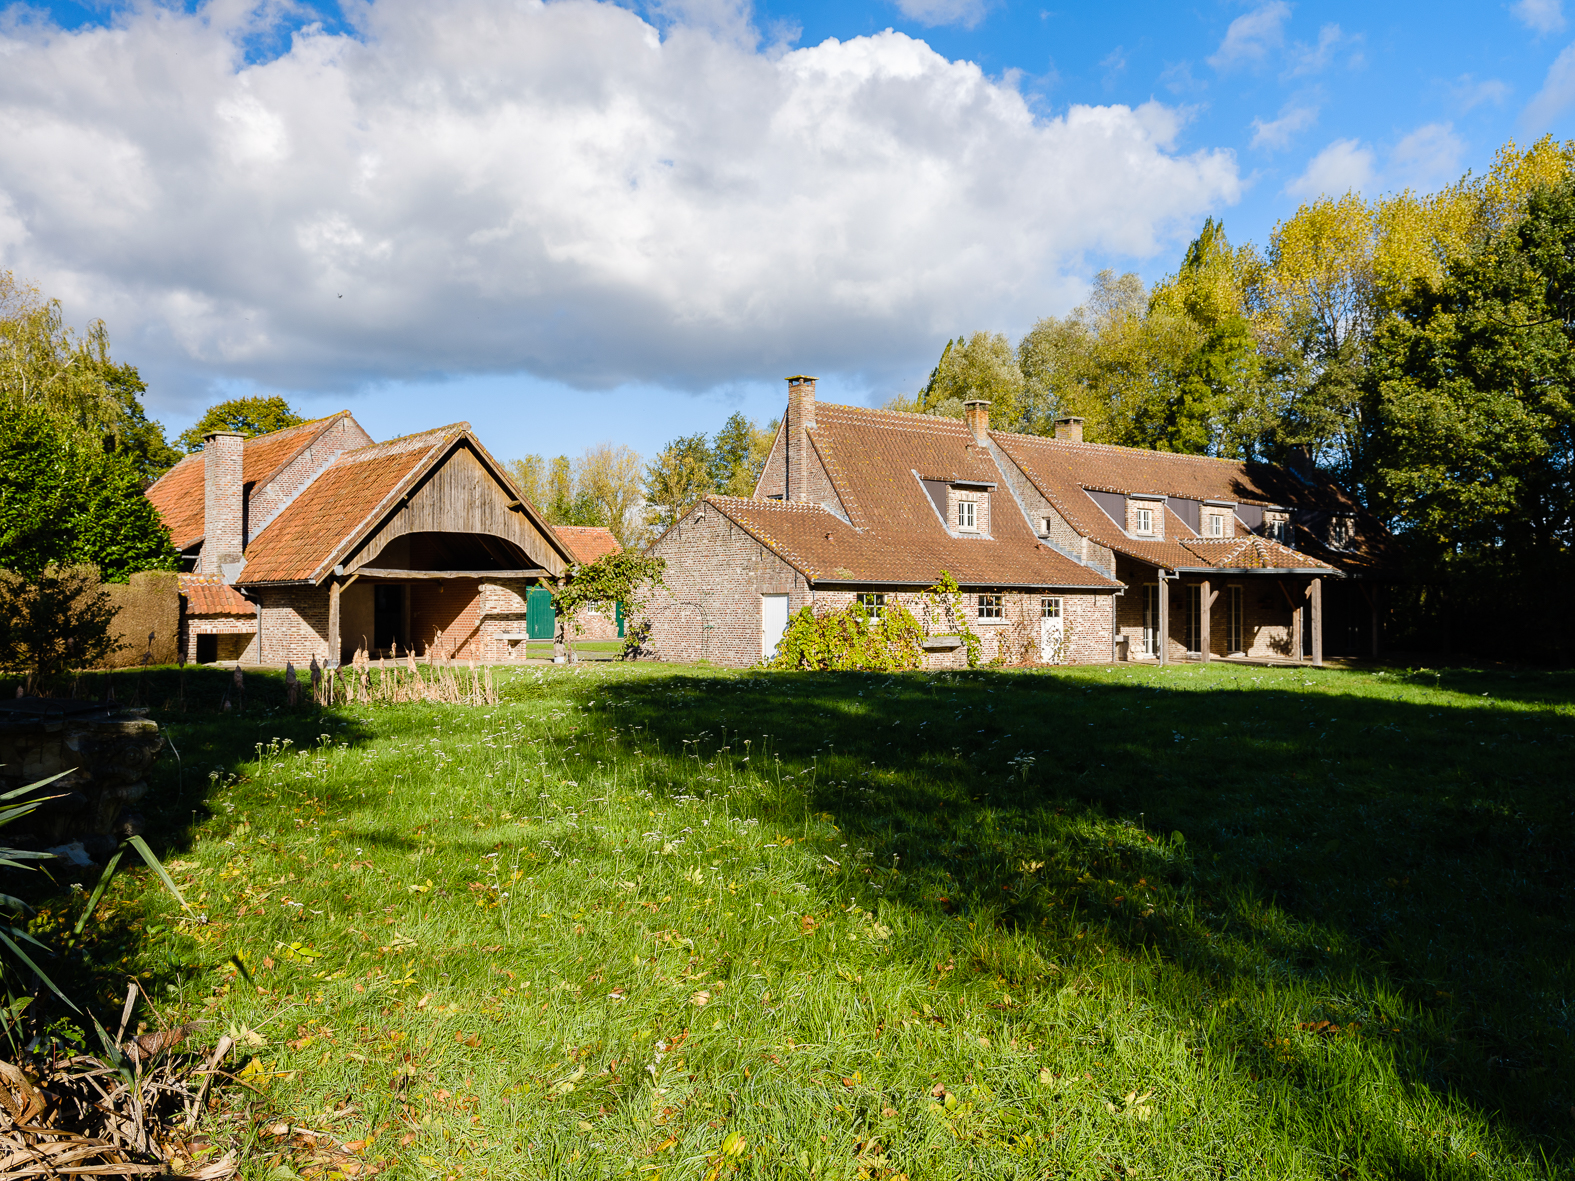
[31,660,1571,1172]
[594,663,1574,1173]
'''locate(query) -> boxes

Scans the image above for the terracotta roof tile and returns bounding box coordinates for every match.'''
[239,427,465,584]
[700,404,1118,589]
[145,455,205,550]
[179,574,253,615]
[990,430,1373,573]
[554,526,622,565]
[143,412,355,552]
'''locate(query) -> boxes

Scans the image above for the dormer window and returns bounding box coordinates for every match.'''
[958,501,977,531]
[1329,516,1356,549]
[1134,507,1153,535]
[1206,512,1224,537]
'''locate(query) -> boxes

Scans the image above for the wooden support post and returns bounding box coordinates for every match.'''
[1199,579,1212,663]
[328,578,342,667]
[1158,572,1170,665]
[1310,577,1323,667]
[1289,586,1303,664]
[1371,583,1382,658]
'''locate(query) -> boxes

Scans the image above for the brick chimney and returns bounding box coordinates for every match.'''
[202,430,246,578]
[963,399,990,444]
[1054,416,1084,443]
[786,375,817,503]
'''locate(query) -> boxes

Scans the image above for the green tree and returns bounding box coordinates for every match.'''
[0,406,178,581]
[897,333,1028,429]
[175,395,305,451]
[709,412,776,497]
[1366,176,1575,560]
[644,433,714,535]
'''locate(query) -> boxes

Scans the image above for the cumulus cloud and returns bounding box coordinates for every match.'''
[1513,0,1566,34]
[891,0,990,29]
[1250,103,1318,150]
[1285,138,1376,198]
[1390,123,1466,188]
[1208,2,1291,70]
[1286,23,1360,76]
[0,0,1239,404]
[1523,41,1575,127]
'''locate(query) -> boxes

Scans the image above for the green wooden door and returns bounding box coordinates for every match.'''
[526,587,556,640]
[615,601,625,638]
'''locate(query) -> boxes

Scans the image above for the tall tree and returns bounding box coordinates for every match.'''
[175,395,305,451]
[643,433,713,536]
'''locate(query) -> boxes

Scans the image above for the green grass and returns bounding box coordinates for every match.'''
[525,641,624,658]
[39,660,1575,1178]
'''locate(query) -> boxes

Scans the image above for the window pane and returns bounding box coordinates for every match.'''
[1041,597,1060,618]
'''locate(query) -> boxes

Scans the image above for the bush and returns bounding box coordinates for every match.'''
[765,602,924,671]
[0,565,124,688]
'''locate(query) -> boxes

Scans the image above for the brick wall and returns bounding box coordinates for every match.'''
[944,487,992,536]
[183,615,258,663]
[647,505,812,666]
[804,435,849,520]
[255,587,331,665]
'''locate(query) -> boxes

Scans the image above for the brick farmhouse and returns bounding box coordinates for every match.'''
[645,377,1398,668]
[145,413,587,665]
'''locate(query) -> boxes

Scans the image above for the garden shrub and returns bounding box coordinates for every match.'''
[766,602,924,671]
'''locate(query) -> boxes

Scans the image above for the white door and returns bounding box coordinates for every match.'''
[761,594,790,661]
[1039,597,1064,663]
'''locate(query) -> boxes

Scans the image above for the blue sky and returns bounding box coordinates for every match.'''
[5,0,1572,464]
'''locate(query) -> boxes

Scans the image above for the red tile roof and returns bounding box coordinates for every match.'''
[144,413,357,552]
[555,526,622,565]
[699,405,1118,589]
[239,427,466,584]
[179,574,253,615]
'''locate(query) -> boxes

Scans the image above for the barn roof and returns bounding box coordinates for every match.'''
[555,526,622,565]
[145,413,356,552]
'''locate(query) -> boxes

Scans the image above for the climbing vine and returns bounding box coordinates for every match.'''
[920,571,983,668]
[551,551,667,659]
[765,601,924,671]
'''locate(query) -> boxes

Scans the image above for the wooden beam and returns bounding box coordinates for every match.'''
[327,578,342,667]
[351,568,542,580]
[1199,579,1211,663]
[1310,577,1323,666]
[1158,573,1170,665]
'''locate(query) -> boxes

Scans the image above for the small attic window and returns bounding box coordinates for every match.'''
[1134,507,1154,535]
[957,500,976,531]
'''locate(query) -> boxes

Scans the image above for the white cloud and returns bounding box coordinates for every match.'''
[1523,41,1575,127]
[1285,138,1377,198]
[1286,23,1359,76]
[1250,103,1318,150]
[1451,74,1511,110]
[1208,2,1291,70]
[892,0,989,30]
[1513,0,1566,34]
[0,0,1240,404]
[1390,122,1466,188]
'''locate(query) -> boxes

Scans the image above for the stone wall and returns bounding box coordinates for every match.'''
[0,706,163,853]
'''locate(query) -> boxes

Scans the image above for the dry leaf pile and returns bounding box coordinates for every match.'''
[0,1019,237,1180]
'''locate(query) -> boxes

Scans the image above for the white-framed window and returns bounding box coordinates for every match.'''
[977,594,1003,620]
[1041,597,1061,618]
[1207,513,1224,537]
[855,592,886,620]
[957,500,977,531]
[1142,584,1159,655]
[1265,516,1290,544]
[1135,507,1154,534]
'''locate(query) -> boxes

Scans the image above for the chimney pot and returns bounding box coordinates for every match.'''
[962,399,991,444]
[202,430,246,579]
[785,375,818,502]
[1054,416,1085,443]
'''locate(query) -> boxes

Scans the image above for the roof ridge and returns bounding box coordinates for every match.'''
[818,402,969,429]
[990,427,1244,466]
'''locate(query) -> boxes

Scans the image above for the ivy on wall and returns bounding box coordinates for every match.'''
[920,571,982,669]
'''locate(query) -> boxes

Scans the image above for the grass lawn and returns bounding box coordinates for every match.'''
[40,660,1575,1178]
[524,641,624,659]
